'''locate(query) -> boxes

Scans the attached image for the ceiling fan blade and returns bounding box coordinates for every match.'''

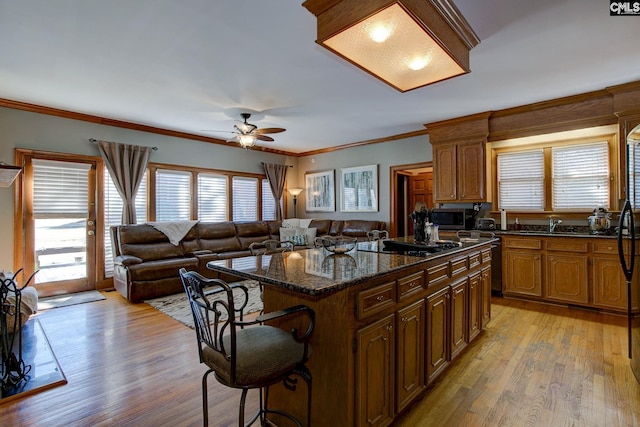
[255,127,286,135]
[256,135,275,142]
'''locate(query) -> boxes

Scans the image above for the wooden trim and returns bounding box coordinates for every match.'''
[488,90,617,142]
[0,98,294,156]
[425,112,491,143]
[298,129,429,157]
[389,161,433,238]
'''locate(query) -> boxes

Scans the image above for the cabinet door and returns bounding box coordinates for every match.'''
[504,251,543,297]
[458,141,485,201]
[356,314,395,427]
[546,254,589,304]
[433,143,457,202]
[592,256,628,311]
[396,301,425,413]
[426,288,449,384]
[468,272,482,341]
[481,265,492,328]
[450,278,468,359]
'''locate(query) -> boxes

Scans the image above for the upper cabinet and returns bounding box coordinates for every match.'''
[433,139,485,202]
[427,113,490,203]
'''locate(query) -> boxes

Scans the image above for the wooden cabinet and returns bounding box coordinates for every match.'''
[502,235,639,313]
[356,314,395,427]
[468,271,482,341]
[426,287,449,384]
[481,265,492,327]
[450,278,468,359]
[592,241,628,310]
[433,140,485,202]
[504,251,543,297]
[396,300,425,413]
[592,257,627,310]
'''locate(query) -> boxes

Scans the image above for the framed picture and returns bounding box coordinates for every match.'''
[305,170,335,212]
[340,164,378,212]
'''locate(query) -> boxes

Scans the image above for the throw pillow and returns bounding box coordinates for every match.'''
[298,218,313,228]
[281,218,300,228]
[280,227,297,242]
[296,226,317,243]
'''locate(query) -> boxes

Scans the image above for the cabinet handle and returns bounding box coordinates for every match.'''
[409,281,417,288]
[386,325,393,331]
[376,295,385,302]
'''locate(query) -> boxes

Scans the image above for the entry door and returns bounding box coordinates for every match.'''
[23,157,97,297]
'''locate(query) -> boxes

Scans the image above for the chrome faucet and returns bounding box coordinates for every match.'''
[549,217,562,233]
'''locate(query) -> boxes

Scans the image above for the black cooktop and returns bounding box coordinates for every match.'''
[382,240,459,256]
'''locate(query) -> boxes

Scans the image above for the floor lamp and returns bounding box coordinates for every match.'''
[288,188,303,218]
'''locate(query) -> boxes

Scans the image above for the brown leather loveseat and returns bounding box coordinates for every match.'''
[111,219,386,302]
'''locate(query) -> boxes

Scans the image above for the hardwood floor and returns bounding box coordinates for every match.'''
[1,292,639,426]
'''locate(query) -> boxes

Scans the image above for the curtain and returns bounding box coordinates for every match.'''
[98,140,152,224]
[263,163,289,220]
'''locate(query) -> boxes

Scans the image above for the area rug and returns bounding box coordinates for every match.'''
[38,290,106,310]
[145,280,262,329]
[1,318,67,401]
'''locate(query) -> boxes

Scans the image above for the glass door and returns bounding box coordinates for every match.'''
[23,157,97,297]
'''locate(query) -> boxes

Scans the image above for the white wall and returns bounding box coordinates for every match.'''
[0,106,432,270]
[295,135,433,222]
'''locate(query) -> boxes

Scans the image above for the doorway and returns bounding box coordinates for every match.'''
[390,162,433,238]
[17,153,98,297]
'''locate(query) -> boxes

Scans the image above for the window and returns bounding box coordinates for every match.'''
[198,173,228,222]
[552,142,609,209]
[496,136,613,211]
[497,150,544,210]
[156,169,192,221]
[262,178,276,221]
[104,168,147,277]
[629,143,640,209]
[232,176,258,221]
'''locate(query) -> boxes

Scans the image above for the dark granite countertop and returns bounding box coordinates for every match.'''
[496,230,616,238]
[206,237,496,297]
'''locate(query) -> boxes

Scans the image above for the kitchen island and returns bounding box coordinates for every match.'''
[207,237,495,427]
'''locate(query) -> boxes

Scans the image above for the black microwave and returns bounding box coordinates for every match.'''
[430,208,475,230]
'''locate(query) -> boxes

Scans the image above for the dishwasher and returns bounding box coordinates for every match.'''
[491,238,502,296]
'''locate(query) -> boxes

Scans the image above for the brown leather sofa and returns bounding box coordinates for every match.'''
[111,219,386,302]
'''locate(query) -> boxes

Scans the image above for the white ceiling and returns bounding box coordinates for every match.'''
[1,0,639,154]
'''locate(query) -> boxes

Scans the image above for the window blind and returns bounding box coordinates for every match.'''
[198,173,227,222]
[552,142,609,209]
[32,159,91,216]
[232,176,258,221]
[262,178,276,221]
[497,150,544,210]
[630,142,640,209]
[156,169,191,221]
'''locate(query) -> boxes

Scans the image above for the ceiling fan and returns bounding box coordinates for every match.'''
[207,113,286,149]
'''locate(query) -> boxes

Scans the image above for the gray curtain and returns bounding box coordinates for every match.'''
[98,140,152,224]
[263,163,289,220]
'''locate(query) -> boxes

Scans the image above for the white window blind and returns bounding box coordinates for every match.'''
[552,142,609,209]
[262,178,276,221]
[156,169,191,221]
[232,176,258,221]
[104,168,147,277]
[198,173,227,222]
[629,142,640,209]
[32,159,91,216]
[497,150,544,210]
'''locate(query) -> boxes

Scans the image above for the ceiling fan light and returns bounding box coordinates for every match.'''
[238,134,257,149]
